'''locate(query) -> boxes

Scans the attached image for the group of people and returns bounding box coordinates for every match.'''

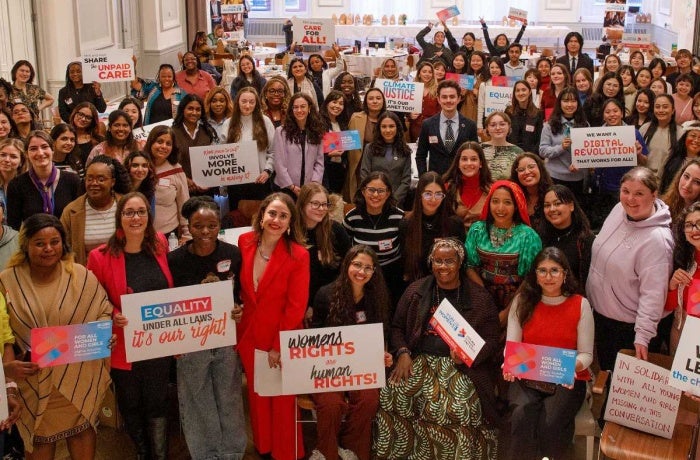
[0,18,699,460]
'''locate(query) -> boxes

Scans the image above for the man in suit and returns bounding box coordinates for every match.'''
[556,32,594,77]
[416,79,477,176]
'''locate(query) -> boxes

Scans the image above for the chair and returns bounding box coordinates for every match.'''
[295,395,317,457]
[574,377,600,460]
[214,52,235,60]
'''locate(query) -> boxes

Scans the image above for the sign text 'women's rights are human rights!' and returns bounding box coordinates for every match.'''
[121,281,236,362]
[571,126,637,169]
[190,141,260,187]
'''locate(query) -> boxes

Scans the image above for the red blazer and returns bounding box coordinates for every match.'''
[237,231,310,353]
[87,233,173,370]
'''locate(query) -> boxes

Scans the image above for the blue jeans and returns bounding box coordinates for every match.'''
[177,347,246,460]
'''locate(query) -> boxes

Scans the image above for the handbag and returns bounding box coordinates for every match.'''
[521,378,557,395]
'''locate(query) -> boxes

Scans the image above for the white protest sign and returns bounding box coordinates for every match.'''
[377,79,424,113]
[670,315,700,396]
[189,141,260,187]
[428,298,485,367]
[81,48,134,83]
[484,85,512,117]
[131,119,173,142]
[280,323,385,394]
[121,281,236,362]
[292,18,335,47]
[221,3,245,14]
[254,349,283,396]
[508,7,528,21]
[622,33,652,49]
[0,363,7,421]
[604,353,681,439]
[571,126,637,169]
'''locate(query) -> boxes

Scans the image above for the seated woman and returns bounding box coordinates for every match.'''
[87,110,140,165]
[310,245,391,460]
[374,238,500,459]
[57,61,106,123]
[307,44,346,98]
[68,102,104,165]
[504,247,594,460]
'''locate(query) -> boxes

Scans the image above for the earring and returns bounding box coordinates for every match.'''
[287,227,291,236]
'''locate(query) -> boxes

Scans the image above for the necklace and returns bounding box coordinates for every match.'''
[257,241,270,261]
[489,225,513,248]
[434,282,460,307]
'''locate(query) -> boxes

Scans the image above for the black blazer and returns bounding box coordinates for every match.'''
[555,53,595,78]
[416,112,477,176]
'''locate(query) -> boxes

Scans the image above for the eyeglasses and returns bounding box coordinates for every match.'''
[364,187,388,196]
[122,209,148,218]
[308,201,330,210]
[350,261,375,273]
[267,88,285,95]
[535,267,564,277]
[516,163,538,174]
[75,112,93,121]
[432,258,458,267]
[422,191,445,200]
[85,175,112,184]
[684,221,700,233]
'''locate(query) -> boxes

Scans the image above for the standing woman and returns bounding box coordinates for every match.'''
[480,111,523,180]
[477,57,507,136]
[400,172,465,284]
[618,65,638,116]
[10,102,41,141]
[272,93,324,198]
[505,247,594,460]
[229,55,267,101]
[332,72,362,122]
[443,141,493,230]
[536,58,552,93]
[639,93,680,176]
[69,102,104,165]
[662,159,700,222]
[57,62,106,123]
[583,72,624,127]
[480,17,527,59]
[510,152,553,232]
[626,88,655,129]
[659,122,700,193]
[672,74,695,125]
[307,45,346,97]
[226,87,275,210]
[573,68,594,107]
[6,131,80,230]
[131,62,185,125]
[451,52,469,74]
[87,192,173,460]
[168,196,247,460]
[360,111,412,206]
[9,60,54,115]
[0,214,111,459]
[524,69,543,108]
[460,51,488,122]
[0,139,25,209]
[286,58,323,109]
[649,77,668,97]
[596,54,621,84]
[505,80,544,153]
[87,110,139,164]
[540,63,570,120]
[629,50,646,74]
[204,87,233,142]
[237,193,310,460]
[409,62,440,143]
[261,75,291,128]
[319,90,349,194]
[124,151,156,209]
[635,68,653,91]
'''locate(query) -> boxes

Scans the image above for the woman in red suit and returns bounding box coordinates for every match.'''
[237,192,310,460]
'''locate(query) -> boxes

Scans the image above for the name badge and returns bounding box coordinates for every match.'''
[525,124,535,132]
[377,239,393,251]
[158,178,171,187]
[65,98,73,105]
[355,310,367,323]
[217,259,231,272]
[429,136,439,144]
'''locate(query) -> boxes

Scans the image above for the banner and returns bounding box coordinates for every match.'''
[122,281,236,362]
[622,33,652,49]
[221,3,245,13]
[436,6,460,23]
[322,130,361,153]
[292,18,335,46]
[504,341,577,385]
[189,141,260,187]
[508,7,528,22]
[81,48,134,83]
[428,299,485,366]
[670,315,700,396]
[131,119,173,142]
[31,320,113,367]
[603,0,626,29]
[484,86,512,117]
[280,323,385,394]
[376,79,424,113]
[571,126,637,169]
[445,73,475,90]
[604,353,681,439]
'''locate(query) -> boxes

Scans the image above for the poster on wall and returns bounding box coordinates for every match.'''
[603,0,626,30]
[210,0,247,35]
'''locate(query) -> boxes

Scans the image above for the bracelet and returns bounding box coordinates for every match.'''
[395,347,411,359]
[5,382,17,389]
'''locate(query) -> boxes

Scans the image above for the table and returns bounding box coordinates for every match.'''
[343,48,408,77]
[519,51,542,67]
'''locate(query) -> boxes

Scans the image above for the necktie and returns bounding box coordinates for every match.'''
[445,119,455,152]
[571,56,577,71]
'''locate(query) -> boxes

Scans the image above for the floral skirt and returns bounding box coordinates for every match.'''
[373,354,497,460]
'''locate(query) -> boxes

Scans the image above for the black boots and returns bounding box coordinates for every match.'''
[148,417,168,460]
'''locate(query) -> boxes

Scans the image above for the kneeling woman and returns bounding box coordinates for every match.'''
[375,238,500,459]
[310,245,391,460]
[504,247,593,460]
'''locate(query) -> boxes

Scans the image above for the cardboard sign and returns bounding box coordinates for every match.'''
[484,85,512,117]
[604,2,627,12]
[508,7,528,21]
[445,73,475,90]
[622,33,652,49]
[604,353,681,439]
[254,349,283,396]
[131,119,173,142]
[221,4,245,13]
[428,299,485,366]
[322,130,361,153]
[571,126,637,169]
[121,281,236,362]
[376,79,424,113]
[189,141,260,187]
[81,48,134,83]
[0,364,8,421]
[292,18,335,46]
[280,324,385,394]
[436,6,460,23]
[504,341,577,385]
[31,321,113,368]
[670,316,700,396]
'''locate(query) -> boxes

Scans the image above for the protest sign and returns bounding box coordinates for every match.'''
[504,341,577,385]
[604,353,681,439]
[280,323,385,394]
[670,315,700,396]
[131,119,173,142]
[428,299,485,366]
[31,320,113,367]
[436,6,460,23]
[81,48,134,83]
[0,364,7,421]
[323,130,361,153]
[255,349,283,396]
[122,281,236,362]
[622,33,652,49]
[508,7,528,22]
[445,73,475,90]
[377,79,424,113]
[571,126,637,169]
[221,3,245,13]
[292,18,335,46]
[484,86,512,117]
[189,141,260,187]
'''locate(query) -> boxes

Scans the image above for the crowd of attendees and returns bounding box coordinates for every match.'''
[0,18,699,460]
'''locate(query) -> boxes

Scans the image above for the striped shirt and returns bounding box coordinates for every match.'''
[84,200,117,253]
[343,206,404,266]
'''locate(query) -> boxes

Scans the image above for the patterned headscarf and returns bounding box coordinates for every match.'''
[479,179,531,226]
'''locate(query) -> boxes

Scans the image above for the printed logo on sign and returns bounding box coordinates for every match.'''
[141,297,212,321]
[437,309,459,331]
[458,328,466,338]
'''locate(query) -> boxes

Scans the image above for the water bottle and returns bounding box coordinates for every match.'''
[168,232,178,251]
[389,39,394,51]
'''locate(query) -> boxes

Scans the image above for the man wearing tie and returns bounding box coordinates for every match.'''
[416,80,477,176]
[556,32,594,77]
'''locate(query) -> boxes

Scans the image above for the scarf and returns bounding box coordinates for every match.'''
[460,174,483,209]
[29,166,58,214]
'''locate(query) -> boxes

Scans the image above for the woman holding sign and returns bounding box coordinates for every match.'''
[58,61,106,123]
[408,62,440,143]
[87,192,174,460]
[0,213,112,459]
[504,247,594,460]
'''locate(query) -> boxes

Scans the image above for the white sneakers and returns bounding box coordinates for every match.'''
[308,447,359,460]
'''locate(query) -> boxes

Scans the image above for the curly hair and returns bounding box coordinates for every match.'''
[86,154,132,195]
[227,87,270,152]
[672,202,700,271]
[204,87,234,121]
[281,93,324,145]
